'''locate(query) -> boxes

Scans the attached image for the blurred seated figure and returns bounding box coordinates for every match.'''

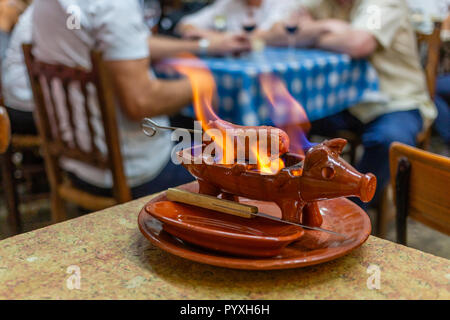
[434,74,450,145]
[433,12,450,146]
[176,0,298,39]
[7,0,249,200]
[1,4,35,135]
[263,0,437,208]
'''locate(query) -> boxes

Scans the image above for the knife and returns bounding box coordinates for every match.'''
[166,188,347,238]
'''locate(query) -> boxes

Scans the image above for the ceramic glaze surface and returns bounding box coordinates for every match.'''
[180,138,376,227]
[138,182,372,270]
[145,201,304,257]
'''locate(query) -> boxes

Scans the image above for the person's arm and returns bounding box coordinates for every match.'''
[176,24,220,39]
[260,8,328,47]
[105,57,193,121]
[148,36,200,61]
[314,20,378,58]
[0,0,26,32]
[263,17,377,58]
[148,34,251,62]
[261,20,329,47]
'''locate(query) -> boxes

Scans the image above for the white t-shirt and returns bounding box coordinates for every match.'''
[180,0,298,32]
[31,0,172,188]
[1,4,34,112]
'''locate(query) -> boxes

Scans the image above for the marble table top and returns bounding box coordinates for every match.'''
[0,192,449,299]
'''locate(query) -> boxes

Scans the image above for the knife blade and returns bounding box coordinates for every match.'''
[166,188,347,238]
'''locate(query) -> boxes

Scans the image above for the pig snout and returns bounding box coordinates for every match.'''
[359,173,377,202]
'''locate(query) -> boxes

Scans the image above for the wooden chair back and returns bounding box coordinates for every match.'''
[414,22,442,148]
[389,142,450,245]
[416,22,442,99]
[22,44,131,221]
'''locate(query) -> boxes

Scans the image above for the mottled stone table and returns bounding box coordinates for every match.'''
[0,192,449,300]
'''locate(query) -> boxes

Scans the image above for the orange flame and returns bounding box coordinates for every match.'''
[165,54,287,174]
[168,54,218,127]
[168,54,235,163]
[260,73,311,155]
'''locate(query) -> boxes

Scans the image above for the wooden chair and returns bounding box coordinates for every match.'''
[389,142,450,245]
[415,21,442,149]
[22,44,132,223]
[0,106,10,153]
[0,65,45,234]
[374,22,444,237]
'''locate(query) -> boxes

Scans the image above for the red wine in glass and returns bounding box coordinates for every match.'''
[242,23,256,33]
[285,25,298,35]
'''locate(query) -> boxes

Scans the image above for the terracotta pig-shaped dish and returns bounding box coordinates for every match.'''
[178,138,376,228]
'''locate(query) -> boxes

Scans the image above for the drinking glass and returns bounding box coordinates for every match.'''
[242,7,257,35]
[284,12,301,60]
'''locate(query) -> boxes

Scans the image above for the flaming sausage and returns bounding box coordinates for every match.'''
[204,119,290,160]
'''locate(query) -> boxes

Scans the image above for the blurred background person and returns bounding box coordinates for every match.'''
[263,0,437,208]
[406,0,450,147]
[4,0,249,200]
[434,4,450,147]
[1,4,34,135]
[176,0,298,39]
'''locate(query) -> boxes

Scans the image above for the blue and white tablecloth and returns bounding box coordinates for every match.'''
[157,47,380,126]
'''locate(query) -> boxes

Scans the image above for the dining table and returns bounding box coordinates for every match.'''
[155,47,381,126]
[0,184,448,300]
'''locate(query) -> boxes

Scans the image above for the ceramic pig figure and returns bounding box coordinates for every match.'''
[180,138,376,227]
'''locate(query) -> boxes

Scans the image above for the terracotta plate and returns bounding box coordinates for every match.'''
[138,182,371,270]
[146,201,304,257]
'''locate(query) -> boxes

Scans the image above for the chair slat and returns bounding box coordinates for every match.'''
[80,82,101,158]
[62,80,80,150]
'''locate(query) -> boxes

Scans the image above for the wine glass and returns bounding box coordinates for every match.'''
[284,12,301,59]
[141,0,162,32]
[241,7,259,58]
[242,7,257,35]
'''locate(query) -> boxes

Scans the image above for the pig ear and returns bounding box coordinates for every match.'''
[304,148,328,171]
[324,138,347,155]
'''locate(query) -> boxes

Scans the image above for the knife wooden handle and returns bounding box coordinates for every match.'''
[166,188,257,219]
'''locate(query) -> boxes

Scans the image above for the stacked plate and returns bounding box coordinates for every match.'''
[138,182,371,270]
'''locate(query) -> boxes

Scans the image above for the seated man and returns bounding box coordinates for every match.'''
[263,0,437,207]
[176,0,298,38]
[1,4,35,135]
[434,12,450,146]
[3,0,249,199]
[434,74,450,146]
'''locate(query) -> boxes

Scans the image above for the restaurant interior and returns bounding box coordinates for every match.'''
[0,0,449,301]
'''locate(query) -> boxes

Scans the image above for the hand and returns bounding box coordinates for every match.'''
[261,23,288,46]
[206,33,252,56]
